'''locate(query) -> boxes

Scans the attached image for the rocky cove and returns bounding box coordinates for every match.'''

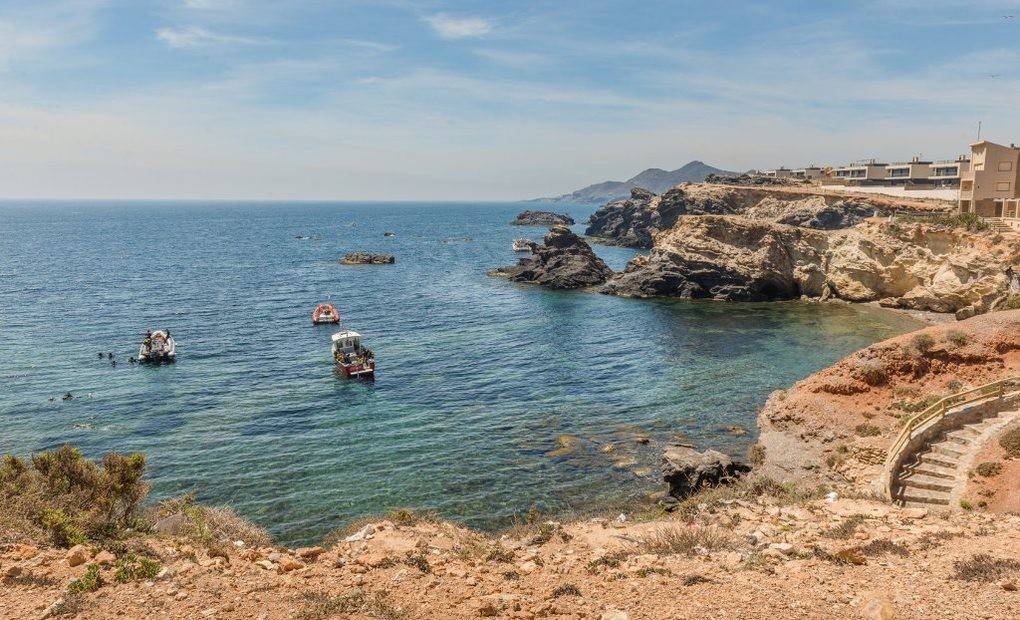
[497,184,1020,318]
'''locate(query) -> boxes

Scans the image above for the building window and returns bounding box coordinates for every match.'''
[998,161,1014,172]
[996,181,1011,192]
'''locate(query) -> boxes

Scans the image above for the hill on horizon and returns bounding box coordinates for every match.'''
[530,161,738,205]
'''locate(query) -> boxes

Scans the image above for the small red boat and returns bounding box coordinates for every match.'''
[331,329,376,379]
[312,303,340,324]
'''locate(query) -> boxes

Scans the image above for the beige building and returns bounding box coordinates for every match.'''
[792,166,827,181]
[884,157,931,186]
[929,156,970,188]
[763,167,794,178]
[834,160,888,184]
[959,140,1020,218]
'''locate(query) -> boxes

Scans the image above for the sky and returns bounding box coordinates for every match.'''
[1,0,1019,200]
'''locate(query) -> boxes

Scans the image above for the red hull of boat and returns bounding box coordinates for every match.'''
[339,360,375,379]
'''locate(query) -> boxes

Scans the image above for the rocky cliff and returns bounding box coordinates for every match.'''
[586,184,887,248]
[489,225,613,289]
[603,215,1019,315]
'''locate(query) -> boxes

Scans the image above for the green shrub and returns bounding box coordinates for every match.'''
[67,564,103,594]
[959,499,973,511]
[113,553,161,583]
[1,446,149,547]
[974,462,1002,478]
[1005,296,1020,310]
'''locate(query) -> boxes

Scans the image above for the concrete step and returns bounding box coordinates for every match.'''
[919,451,959,468]
[910,462,959,480]
[944,430,974,445]
[900,486,951,505]
[900,473,956,492]
[931,442,965,458]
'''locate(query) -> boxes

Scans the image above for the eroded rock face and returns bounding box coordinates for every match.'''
[585,186,742,248]
[340,252,395,265]
[511,210,575,226]
[603,216,1018,313]
[489,226,613,289]
[603,216,828,300]
[661,444,750,499]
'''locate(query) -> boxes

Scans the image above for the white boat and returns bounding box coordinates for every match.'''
[138,330,176,364]
[512,238,534,252]
[331,329,375,379]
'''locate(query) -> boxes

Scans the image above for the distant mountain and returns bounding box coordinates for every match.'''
[530,161,738,205]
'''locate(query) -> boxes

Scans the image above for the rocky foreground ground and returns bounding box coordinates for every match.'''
[3,492,1018,619]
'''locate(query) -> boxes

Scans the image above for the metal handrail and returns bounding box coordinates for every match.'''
[884,376,1020,500]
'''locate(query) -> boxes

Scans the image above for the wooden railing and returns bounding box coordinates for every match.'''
[884,376,1020,500]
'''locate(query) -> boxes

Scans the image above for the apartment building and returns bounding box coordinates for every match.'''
[959,140,1020,218]
[884,157,931,186]
[929,156,970,188]
[792,166,827,181]
[833,160,888,185]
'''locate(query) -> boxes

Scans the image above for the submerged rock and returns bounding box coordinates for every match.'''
[340,252,395,265]
[511,210,575,227]
[661,444,750,500]
[489,226,613,289]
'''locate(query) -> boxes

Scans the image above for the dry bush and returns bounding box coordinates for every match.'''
[823,514,866,540]
[854,423,882,437]
[385,508,438,527]
[296,590,405,620]
[909,333,936,355]
[682,573,715,586]
[0,446,149,547]
[1000,427,1020,459]
[637,526,736,557]
[550,583,581,597]
[951,554,1020,582]
[859,539,909,558]
[748,443,766,466]
[945,330,968,348]
[852,359,889,386]
[148,494,271,548]
[974,461,1002,477]
[670,475,825,521]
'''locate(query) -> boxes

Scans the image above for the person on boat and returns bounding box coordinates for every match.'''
[143,331,152,354]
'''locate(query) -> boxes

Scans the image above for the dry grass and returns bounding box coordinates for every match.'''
[148,494,272,549]
[951,554,1020,582]
[637,526,736,557]
[1000,427,1020,459]
[823,514,867,539]
[859,539,909,558]
[550,583,581,598]
[296,590,406,620]
[669,475,826,521]
[973,461,1002,477]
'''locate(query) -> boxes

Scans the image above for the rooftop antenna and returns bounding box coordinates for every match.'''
[977,120,982,141]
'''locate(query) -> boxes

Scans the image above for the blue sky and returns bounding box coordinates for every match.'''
[1,0,1019,200]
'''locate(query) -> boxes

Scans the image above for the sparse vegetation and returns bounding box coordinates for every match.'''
[669,475,826,521]
[149,494,272,550]
[859,539,909,558]
[892,394,942,414]
[635,566,672,578]
[974,461,1002,478]
[0,446,149,547]
[899,212,988,232]
[113,553,162,583]
[296,590,404,620]
[385,508,438,528]
[909,332,936,355]
[959,499,973,511]
[67,564,103,594]
[944,330,968,348]
[748,443,766,466]
[682,574,715,586]
[852,359,888,386]
[402,553,430,573]
[637,526,736,557]
[816,546,867,566]
[823,514,866,539]
[550,583,581,597]
[854,423,882,437]
[1000,427,1020,459]
[586,553,626,573]
[951,554,1020,582]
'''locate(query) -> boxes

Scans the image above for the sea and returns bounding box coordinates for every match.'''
[0,200,921,544]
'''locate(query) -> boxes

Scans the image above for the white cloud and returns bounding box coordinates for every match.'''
[424,14,492,39]
[156,26,263,49]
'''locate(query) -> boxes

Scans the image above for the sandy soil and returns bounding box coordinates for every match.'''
[962,421,1020,513]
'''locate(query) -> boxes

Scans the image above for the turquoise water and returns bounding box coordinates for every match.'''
[0,201,920,544]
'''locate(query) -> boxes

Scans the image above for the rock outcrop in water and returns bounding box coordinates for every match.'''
[587,184,888,248]
[511,210,575,226]
[340,252,395,265]
[661,444,750,500]
[489,225,613,289]
[602,215,1019,314]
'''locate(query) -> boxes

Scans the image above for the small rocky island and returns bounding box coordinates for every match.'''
[511,210,575,227]
[488,225,613,289]
[340,252,395,265]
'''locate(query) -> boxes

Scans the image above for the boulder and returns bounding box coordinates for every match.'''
[661,444,750,499]
[65,545,89,568]
[511,210,574,226]
[340,252,395,265]
[489,226,613,289]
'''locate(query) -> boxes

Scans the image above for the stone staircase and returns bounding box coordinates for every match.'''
[985,217,1018,233]
[894,409,1019,506]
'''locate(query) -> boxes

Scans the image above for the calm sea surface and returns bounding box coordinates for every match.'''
[0,201,920,544]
